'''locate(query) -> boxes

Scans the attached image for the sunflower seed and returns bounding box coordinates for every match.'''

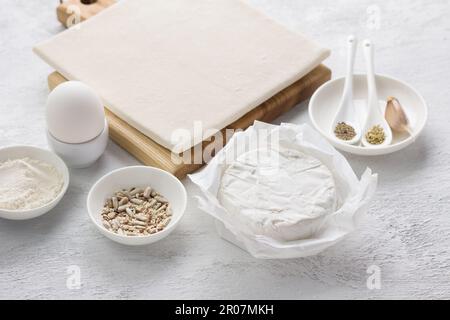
[130,198,143,205]
[154,196,168,204]
[112,197,118,210]
[119,197,128,206]
[125,207,135,216]
[107,211,117,219]
[129,188,143,196]
[143,187,152,198]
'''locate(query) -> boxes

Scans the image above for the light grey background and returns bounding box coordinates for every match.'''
[1,0,449,299]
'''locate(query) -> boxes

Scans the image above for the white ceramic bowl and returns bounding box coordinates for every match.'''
[0,145,70,220]
[87,166,187,245]
[47,118,109,168]
[309,74,428,156]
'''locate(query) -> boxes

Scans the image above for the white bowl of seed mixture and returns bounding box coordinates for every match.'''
[87,166,187,245]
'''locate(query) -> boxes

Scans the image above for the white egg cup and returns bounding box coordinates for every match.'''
[47,119,109,168]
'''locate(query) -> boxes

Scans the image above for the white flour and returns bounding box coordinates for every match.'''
[0,158,64,210]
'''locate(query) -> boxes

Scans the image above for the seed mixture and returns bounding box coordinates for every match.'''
[334,122,356,141]
[101,186,172,236]
[365,125,386,145]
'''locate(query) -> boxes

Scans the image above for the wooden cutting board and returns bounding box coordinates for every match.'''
[50,0,331,178]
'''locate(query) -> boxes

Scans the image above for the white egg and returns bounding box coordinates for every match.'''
[46,81,105,144]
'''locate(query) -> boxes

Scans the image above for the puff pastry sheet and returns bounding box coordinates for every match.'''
[34,0,329,151]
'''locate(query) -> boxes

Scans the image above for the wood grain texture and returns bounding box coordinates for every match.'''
[57,0,116,28]
[48,65,331,178]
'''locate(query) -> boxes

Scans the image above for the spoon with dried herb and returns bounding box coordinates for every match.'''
[361,40,393,147]
[334,122,357,141]
[365,125,386,145]
[330,35,361,144]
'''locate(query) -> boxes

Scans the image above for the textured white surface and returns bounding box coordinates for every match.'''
[0,0,449,299]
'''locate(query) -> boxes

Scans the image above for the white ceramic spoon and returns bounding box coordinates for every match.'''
[361,40,393,147]
[330,35,361,145]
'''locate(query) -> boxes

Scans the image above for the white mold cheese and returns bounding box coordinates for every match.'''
[218,148,337,241]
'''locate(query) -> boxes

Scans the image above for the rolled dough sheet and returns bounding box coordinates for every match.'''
[34,0,329,152]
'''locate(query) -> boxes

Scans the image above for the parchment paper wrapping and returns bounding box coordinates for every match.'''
[189,121,377,259]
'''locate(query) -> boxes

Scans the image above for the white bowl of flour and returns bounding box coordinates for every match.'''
[0,145,69,220]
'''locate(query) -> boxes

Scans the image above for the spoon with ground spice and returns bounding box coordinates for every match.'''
[361,40,393,147]
[330,35,362,145]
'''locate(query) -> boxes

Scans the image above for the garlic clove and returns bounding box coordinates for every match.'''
[385,97,411,134]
